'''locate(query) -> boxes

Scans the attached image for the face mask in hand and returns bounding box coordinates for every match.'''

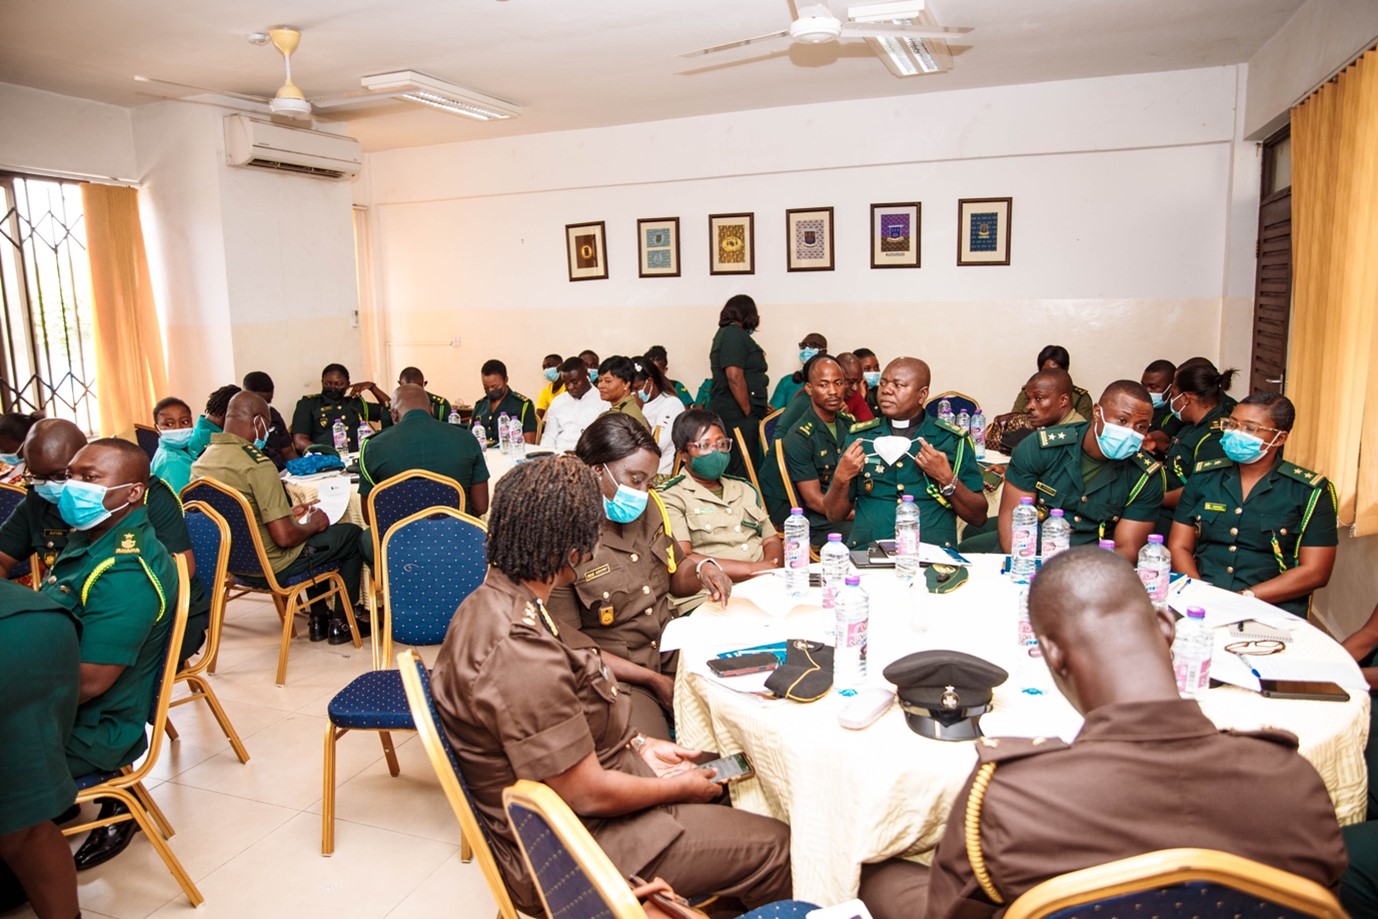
[1221,429,1274,465]
[58,480,136,531]
[601,465,648,524]
[1094,408,1145,461]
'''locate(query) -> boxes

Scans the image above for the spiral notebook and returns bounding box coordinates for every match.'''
[1226,619,1294,643]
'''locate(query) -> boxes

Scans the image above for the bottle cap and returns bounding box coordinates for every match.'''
[1049,509,1064,517]
[827,533,842,542]
[1147,534,1164,544]
[1098,539,1116,549]
[790,507,804,515]
[901,495,915,503]
[1186,606,1206,619]
[1019,496,1034,505]
[845,575,861,586]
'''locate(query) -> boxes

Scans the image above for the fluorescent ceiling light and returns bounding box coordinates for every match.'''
[862,6,950,77]
[849,1,924,23]
[359,70,521,120]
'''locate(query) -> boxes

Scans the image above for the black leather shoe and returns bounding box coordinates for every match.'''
[308,613,329,642]
[327,618,365,645]
[73,801,138,871]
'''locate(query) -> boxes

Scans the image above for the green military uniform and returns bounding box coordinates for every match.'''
[659,472,776,610]
[41,507,178,776]
[1159,400,1230,533]
[0,478,208,663]
[424,390,453,422]
[709,324,769,479]
[759,405,854,543]
[772,388,813,441]
[471,388,536,446]
[841,414,984,549]
[1013,383,1093,420]
[694,378,713,408]
[1005,422,1166,546]
[191,433,364,603]
[358,408,490,503]
[0,580,80,833]
[1174,456,1338,617]
[671,379,694,408]
[291,392,392,452]
[607,394,650,431]
[769,374,805,411]
[1151,401,1180,439]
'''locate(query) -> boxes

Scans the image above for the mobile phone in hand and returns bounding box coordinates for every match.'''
[698,752,754,784]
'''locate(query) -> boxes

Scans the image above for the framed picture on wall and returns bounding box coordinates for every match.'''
[957,197,1012,266]
[786,206,835,272]
[637,217,681,278]
[565,221,608,281]
[708,212,755,275]
[870,202,921,269]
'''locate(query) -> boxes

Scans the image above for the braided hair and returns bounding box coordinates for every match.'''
[205,385,242,420]
[486,456,602,583]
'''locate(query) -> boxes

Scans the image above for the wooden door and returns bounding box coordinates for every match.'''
[1249,128,1292,395]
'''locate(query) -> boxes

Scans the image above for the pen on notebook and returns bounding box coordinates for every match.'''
[1229,649,1263,680]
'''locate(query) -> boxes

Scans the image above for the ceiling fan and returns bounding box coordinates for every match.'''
[134,27,522,123]
[680,0,973,77]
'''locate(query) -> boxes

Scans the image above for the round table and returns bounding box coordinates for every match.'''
[670,554,1371,905]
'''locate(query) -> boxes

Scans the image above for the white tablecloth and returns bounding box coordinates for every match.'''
[671,555,1371,905]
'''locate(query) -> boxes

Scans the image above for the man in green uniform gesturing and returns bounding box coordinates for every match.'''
[40,438,179,870]
[824,357,986,549]
[291,362,392,453]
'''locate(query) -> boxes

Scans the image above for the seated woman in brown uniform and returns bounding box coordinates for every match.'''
[430,456,792,915]
[547,413,733,739]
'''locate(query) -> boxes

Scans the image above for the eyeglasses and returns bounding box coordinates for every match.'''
[1220,419,1282,438]
[689,439,733,453]
[21,470,68,487]
[1223,639,1285,657]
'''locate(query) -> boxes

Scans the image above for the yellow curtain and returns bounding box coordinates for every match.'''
[1288,48,1378,536]
[81,183,168,439]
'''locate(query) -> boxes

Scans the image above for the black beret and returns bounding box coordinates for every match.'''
[764,639,833,702]
[882,650,1008,741]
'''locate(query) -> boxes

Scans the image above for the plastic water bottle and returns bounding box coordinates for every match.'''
[507,415,525,456]
[783,508,810,597]
[1009,496,1038,583]
[894,495,921,582]
[356,421,372,450]
[1041,508,1071,559]
[1172,606,1213,697]
[497,413,511,455]
[471,420,487,451]
[1016,580,1037,651]
[331,417,348,457]
[820,533,849,611]
[937,398,954,424]
[447,408,462,425]
[956,409,970,434]
[970,410,987,459]
[1137,534,1172,611]
[835,575,869,692]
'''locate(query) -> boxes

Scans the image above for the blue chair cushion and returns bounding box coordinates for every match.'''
[328,670,415,731]
[1046,881,1317,918]
[73,770,121,791]
[231,561,340,591]
[739,902,821,919]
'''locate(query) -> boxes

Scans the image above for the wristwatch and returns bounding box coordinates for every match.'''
[939,477,958,498]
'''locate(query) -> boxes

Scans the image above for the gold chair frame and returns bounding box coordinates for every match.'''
[774,438,821,562]
[320,507,487,856]
[732,425,763,496]
[63,555,203,906]
[1003,847,1346,919]
[925,390,982,414]
[181,477,361,686]
[166,501,250,763]
[759,407,784,450]
[398,649,520,919]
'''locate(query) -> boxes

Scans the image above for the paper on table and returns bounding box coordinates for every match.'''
[1169,579,1298,627]
[1210,640,1369,693]
[289,475,352,525]
[730,569,821,616]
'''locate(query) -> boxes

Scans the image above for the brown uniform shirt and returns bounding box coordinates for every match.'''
[190,432,301,572]
[924,699,1347,917]
[547,503,678,674]
[430,570,682,915]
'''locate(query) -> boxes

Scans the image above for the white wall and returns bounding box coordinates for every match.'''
[360,66,1257,413]
[0,82,136,181]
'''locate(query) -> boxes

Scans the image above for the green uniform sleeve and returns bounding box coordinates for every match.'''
[1300,482,1339,547]
[78,562,162,667]
[144,481,191,554]
[955,435,983,493]
[1122,464,1166,522]
[783,431,819,483]
[518,400,537,435]
[1004,437,1044,493]
[291,398,314,439]
[0,496,37,561]
[717,326,750,370]
[356,438,377,499]
[438,398,453,421]
[468,449,491,486]
[1173,475,1207,526]
[249,458,294,524]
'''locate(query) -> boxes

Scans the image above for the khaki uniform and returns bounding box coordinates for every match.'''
[291,392,392,452]
[925,699,1347,917]
[1005,422,1165,545]
[759,405,853,541]
[430,570,792,916]
[1174,456,1338,617]
[608,394,650,431]
[659,473,775,609]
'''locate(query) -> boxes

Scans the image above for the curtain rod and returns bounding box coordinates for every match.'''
[1292,39,1378,110]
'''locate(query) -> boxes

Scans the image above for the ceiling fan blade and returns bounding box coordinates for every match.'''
[679,29,790,57]
[133,75,272,105]
[310,90,403,111]
[678,47,794,76]
[786,0,801,21]
[846,23,973,40]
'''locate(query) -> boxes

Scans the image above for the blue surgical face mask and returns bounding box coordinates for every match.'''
[543,367,560,383]
[253,417,271,452]
[0,451,19,466]
[863,371,881,388]
[1221,429,1274,465]
[158,427,195,449]
[601,466,648,524]
[32,479,65,504]
[1094,408,1145,461]
[588,369,598,382]
[638,384,654,402]
[1168,391,1187,421]
[58,480,136,531]
[799,347,820,365]
[1149,390,1166,409]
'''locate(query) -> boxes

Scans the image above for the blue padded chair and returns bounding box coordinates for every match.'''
[503,779,819,919]
[759,407,785,451]
[321,507,487,855]
[924,390,981,420]
[63,556,203,906]
[165,501,249,762]
[1002,847,1345,919]
[134,423,161,462]
[398,648,521,919]
[181,476,362,685]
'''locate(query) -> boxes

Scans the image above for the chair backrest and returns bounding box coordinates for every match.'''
[368,470,466,560]
[180,477,278,587]
[380,507,487,658]
[180,501,230,674]
[397,649,520,919]
[502,779,645,919]
[732,425,763,496]
[122,555,191,785]
[925,391,981,420]
[1003,848,1347,919]
[133,423,161,462]
[0,481,25,520]
[760,407,785,449]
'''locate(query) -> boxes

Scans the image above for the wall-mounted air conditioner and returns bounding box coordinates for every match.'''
[224,114,362,180]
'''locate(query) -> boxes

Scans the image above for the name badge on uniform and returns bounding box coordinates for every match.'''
[1035,482,1057,498]
[583,565,611,582]
[692,507,715,515]
[1204,502,1227,512]
[598,605,615,627]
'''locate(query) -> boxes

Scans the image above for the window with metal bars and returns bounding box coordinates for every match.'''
[0,173,99,433]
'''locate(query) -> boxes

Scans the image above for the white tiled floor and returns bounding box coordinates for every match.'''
[7,595,519,919]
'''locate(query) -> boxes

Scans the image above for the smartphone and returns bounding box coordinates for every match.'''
[707,653,779,678]
[698,752,754,784]
[1258,679,1351,702]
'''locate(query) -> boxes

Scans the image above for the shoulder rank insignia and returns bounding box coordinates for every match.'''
[659,474,686,489]
[241,444,272,463]
[837,410,856,426]
[1279,463,1325,488]
[1194,457,1231,474]
[974,734,1069,764]
[849,418,881,435]
[1131,452,1162,474]
[1037,424,1077,447]
[798,421,814,435]
[115,530,141,555]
